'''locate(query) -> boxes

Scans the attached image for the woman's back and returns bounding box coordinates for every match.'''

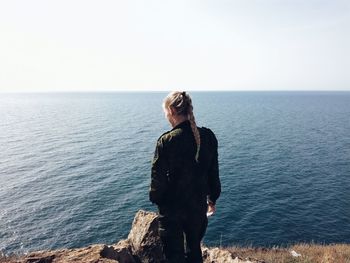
[151,119,220,214]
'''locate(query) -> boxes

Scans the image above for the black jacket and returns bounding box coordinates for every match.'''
[149,120,221,213]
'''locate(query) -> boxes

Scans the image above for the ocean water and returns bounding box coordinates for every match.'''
[0,91,350,255]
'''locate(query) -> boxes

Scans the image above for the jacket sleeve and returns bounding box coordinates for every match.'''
[207,131,221,205]
[149,137,169,205]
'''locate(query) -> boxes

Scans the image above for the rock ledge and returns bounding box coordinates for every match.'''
[5,210,263,263]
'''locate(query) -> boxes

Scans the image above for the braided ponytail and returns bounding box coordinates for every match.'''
[187,98,201,163]
[163,91,201,163]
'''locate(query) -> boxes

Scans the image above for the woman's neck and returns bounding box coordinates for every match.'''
[171,115,188,128]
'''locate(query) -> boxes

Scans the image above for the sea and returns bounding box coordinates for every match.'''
[0,91,349,255]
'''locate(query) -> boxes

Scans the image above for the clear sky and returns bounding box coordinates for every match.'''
[0,0,349,92]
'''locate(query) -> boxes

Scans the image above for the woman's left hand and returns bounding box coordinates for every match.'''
[207,203,216,217]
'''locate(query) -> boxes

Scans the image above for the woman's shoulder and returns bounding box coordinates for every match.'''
[199,126,218,146]
[199,126,217,138]
[157,130,170,142]
[156,129,180,144]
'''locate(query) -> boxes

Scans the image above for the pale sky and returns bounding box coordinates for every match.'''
[0,0,349,92]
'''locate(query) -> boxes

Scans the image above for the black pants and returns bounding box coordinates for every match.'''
[158,207,208,263]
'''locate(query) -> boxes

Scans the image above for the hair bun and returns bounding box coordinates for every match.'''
[182,91,186,97]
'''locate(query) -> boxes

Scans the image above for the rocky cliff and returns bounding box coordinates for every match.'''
[2,210,262,263]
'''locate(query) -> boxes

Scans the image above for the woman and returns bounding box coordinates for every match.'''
[149,91,221,263]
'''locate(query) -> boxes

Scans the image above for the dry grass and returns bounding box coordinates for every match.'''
[225,243,350,263]
[2,243,350,263]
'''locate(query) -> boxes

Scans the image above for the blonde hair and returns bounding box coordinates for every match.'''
[163,91,201,162]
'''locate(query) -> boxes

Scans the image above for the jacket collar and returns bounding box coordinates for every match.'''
[171,119,191,131]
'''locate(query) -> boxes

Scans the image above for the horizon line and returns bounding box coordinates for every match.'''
[1,89,350,93]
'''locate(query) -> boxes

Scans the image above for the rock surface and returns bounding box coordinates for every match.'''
[2,210,262,263]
